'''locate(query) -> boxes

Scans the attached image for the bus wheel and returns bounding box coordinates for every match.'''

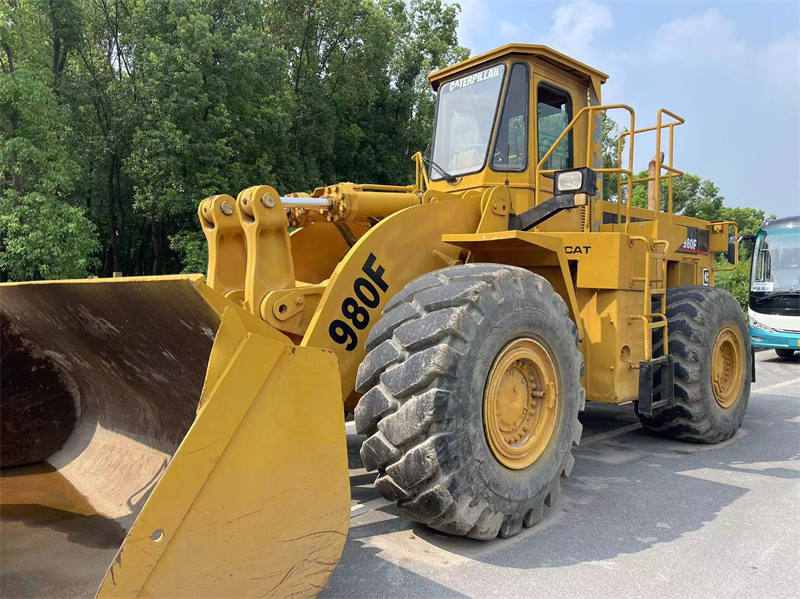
[775,349,796,359]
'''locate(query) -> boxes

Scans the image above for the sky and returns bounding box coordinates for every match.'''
[449,0,800,217]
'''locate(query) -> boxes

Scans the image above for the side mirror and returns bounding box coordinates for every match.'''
[738,234,756,262]
[725,237,736,264]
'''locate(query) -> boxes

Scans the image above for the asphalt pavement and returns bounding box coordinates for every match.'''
[324,350,800,599]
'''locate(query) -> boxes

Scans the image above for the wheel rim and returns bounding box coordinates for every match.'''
[711,327,745,408]
[483,337,559,470]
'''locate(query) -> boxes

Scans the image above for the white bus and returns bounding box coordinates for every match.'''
[747,216,800,358]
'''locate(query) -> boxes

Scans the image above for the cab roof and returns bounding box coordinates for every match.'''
[428,44,609,91]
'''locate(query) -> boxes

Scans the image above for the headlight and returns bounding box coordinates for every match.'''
[750,317,777,332]
[555,170,583,192]
[553,167,597,197]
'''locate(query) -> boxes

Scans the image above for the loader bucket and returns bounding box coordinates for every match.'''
[0,275,349,598]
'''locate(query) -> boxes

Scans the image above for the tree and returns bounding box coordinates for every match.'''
[600,111,626,202]
[0,0,98,280]
[630,170,769,235]
[5,0,774,285]
[2,0,467,280]
[124,0,291,274]
[715,258,751,311]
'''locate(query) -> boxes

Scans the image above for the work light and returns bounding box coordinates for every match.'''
[554,167,597,198]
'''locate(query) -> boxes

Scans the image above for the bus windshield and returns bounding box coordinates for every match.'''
[751,225,800,294]
[430,64,506,180]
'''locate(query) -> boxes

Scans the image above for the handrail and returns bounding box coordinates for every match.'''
[618,108,685,221]
[532,101,685,235]
[535,104,637,233]
[627,237,670,358]
[411,152,430,191]
[711,221,740,273]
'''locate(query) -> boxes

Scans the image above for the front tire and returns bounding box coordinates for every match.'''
[638,286,751,443]
[354,264,584,539]
[775,349,796,359]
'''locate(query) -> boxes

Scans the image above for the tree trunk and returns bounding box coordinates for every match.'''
[150,217,163,275]
[107,157,120,274]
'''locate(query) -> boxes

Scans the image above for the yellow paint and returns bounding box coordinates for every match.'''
[711,327,745,409]
[1,276,347,598]
[236,186,296,315]
[428,44,608,89]
[483,338,559,469]
[199,194,247,303]
[290,222,370,284]
[98,307,348,598]
[302,194,482,411]
[576,289,646,402]
[1,43,749,597]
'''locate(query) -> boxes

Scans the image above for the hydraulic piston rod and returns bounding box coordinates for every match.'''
[280,197,334,209]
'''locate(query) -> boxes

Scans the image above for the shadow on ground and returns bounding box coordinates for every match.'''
[323,392,800,597]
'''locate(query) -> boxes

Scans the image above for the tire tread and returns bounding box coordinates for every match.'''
[355,264,584,539]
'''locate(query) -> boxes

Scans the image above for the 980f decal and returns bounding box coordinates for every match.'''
[328,253,388,351]
[677,226,709,255]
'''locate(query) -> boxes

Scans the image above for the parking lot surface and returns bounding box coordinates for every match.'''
[325,350,800,599]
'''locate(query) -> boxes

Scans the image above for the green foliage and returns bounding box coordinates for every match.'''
[1,1,774,282]
[0,0,98,280]
[601,111,770,313]
[600,111,625,202]
[0,192,99,279]
[630,170,769,236]
[715,257,752,311]
[169,231,207,275]
[0,0,466,279]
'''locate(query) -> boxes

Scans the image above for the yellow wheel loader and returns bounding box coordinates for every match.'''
[1,44,751,597]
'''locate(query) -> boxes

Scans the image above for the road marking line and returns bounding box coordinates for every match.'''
[350,498,394,518]
[754,377,800,395]
[579,423,642,446]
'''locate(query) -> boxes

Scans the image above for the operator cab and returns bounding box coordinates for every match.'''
[427,45,608,224]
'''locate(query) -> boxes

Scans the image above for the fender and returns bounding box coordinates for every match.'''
[302,195,481,410]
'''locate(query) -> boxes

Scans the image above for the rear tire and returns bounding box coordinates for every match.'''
[775,349,796,359]
[354,264,584,539]
[638,286,751,443]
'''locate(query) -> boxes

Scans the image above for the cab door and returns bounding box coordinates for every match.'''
[531,66,588,232]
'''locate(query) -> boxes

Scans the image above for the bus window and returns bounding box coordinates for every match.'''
[751,228,800,293]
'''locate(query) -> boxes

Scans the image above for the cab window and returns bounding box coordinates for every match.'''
[537,84,572,170]
[492,63,529,171]
[430,64,506,179]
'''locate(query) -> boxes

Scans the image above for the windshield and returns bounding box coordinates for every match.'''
[751,224,800,293]
[430,64,506,180]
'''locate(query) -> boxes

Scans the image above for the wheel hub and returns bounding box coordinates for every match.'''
[711,327,744,408]
[484,338,559,470]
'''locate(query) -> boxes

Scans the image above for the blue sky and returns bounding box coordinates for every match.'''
[450,0,800,217]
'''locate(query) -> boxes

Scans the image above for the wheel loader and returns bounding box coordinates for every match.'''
[0,44,750,598]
